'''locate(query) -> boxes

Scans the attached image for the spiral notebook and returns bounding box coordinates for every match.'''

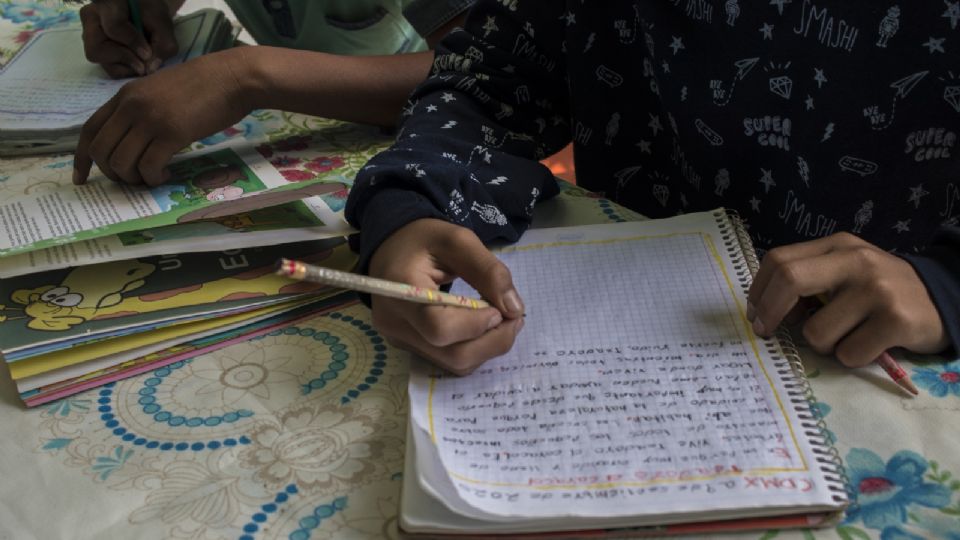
[402,209,849,538]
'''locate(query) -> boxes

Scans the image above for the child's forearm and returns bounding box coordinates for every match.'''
[236,46,434,127]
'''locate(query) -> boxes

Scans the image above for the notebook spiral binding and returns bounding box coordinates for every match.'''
[712,209,852,509]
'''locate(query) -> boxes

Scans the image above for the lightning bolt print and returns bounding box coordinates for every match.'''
[821,122,835,142]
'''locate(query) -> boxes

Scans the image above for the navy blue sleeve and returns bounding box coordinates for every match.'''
[903,226,960,354]
[346,0,572,273]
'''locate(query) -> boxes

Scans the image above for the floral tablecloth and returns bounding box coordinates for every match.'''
[2,3,960,540]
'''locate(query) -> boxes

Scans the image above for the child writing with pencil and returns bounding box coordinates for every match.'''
[343,1,960,375]
[72,0,474,186]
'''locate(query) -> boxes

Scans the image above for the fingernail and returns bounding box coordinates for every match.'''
[514,317,525,334]
[149,58,162,72]
[486,312,503,330]
[746,301,756,321]
[752,318,766,336]
[134,61,145,76]
[503,290,524,315]
[136,46,152,61]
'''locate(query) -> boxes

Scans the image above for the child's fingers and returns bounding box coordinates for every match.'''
[783,296,818,325]
[106,127,154,185]
[138,138,180,186]
[385,299,504,348]
[81,6,146,75]
[834,317,899,368]
[142,2,178,61]
[385,316,524,376]
[801,287,870,355]
[97,44,146,73]
[751,250,859,337]
[430,227,525,319]
[87,110,135,185]
[97,0,151,61]
[748,233,862,318]
[102,62,141,79]
[74,95,121,184]
[94,45,146,75]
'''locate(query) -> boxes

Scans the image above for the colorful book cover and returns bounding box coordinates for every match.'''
[0,237,354,356]
[7,297,318,379]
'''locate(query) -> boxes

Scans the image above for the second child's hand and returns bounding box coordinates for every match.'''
[73,49,249,186]
[79,0,179,78]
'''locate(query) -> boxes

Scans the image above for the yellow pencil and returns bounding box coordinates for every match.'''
[276,258,491,309]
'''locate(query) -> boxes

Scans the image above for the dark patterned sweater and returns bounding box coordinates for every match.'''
[346,0,960,351]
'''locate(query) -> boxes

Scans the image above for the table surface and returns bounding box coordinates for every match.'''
[2,4,960,540]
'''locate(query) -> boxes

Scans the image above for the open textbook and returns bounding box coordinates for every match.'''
[403,210,849,537]
[0,146,350,258]
[0,195,353,278]
[0,9,237,155]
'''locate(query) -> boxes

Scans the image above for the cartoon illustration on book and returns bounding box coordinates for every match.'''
[141,149,348,223]
[0,249,339,331]
[154,154,257,211]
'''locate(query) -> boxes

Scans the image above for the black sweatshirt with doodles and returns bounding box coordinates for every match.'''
[347,0,960,351]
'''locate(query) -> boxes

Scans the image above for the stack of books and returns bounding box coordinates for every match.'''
[0,135,372,406]
[2,238,355,406]
[0,7,395,406]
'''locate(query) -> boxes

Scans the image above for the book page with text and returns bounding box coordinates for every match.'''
[0,147,347,257]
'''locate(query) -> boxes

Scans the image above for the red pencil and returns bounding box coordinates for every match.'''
[875,351,919,396]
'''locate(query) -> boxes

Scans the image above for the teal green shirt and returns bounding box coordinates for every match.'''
[224,0,429,55]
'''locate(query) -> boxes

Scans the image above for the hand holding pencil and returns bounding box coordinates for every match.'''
[279,219,526,375]
[78,0,179,78]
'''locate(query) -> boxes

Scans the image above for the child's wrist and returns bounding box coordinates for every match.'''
[224,46,266,114]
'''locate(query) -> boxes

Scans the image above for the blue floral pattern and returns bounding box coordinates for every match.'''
[913,360,960,398]
[0,2,77,28]
[844,449,951,530]
[881,524,960,540]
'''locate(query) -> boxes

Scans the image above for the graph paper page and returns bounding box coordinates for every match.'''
[408,211,840,519]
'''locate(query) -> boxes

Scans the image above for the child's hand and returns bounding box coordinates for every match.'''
[73,49,249,186]
[747,232,948,366]
[368,219,526,375]
[80,0,178,78]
